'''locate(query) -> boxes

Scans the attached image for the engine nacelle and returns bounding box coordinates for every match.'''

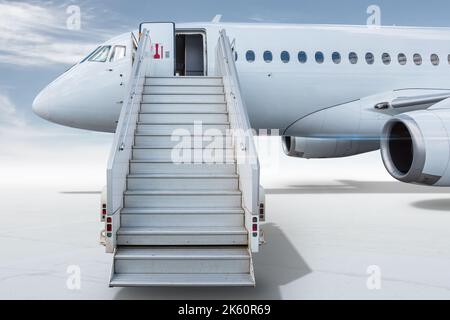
[381,109,450,186]
[282,136,379,159]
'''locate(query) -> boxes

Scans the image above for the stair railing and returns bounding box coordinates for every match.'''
[105,29,152,253]
[216,29,260,253]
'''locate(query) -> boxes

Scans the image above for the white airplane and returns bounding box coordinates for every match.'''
[32,21,450,187]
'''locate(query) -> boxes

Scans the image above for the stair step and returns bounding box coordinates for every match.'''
[139,113,228,123]
[121,207,244,227]
[137,123,230,135]
[134,135,233,148]
[145,77,223,86]
[114,247,250,274]
[110,273,254,287]
[132,147,235,162]
[117,226,248,245]
[121,213,243,227]
[127,173,239,191]
[140,103,227,113]
[121,207,244,215]
[144,85,224,95]
[124,190,242,208]
[142,94,225,104]
[130,160,236,174]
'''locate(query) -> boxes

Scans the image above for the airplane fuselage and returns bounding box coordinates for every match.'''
[33,22,450,138]
[216,23,450,134]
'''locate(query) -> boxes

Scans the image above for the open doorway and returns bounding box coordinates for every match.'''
[175,31,206,76]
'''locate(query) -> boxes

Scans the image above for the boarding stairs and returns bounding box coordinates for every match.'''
[106,29,260,286]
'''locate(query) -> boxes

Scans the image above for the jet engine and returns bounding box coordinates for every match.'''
[380,109,450,186]
[281,136,379,159]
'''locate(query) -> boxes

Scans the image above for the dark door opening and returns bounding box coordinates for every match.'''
[175,33,205,76]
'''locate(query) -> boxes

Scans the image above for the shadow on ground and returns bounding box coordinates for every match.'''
[113,223,311,300]
[411,198,450,212]
[265,180,450,194]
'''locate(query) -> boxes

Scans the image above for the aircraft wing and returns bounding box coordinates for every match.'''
[373,89,450,111]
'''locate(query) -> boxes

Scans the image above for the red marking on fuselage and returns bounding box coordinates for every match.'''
[154,43,161,59]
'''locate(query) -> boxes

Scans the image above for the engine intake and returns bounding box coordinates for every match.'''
[381,109,450,186]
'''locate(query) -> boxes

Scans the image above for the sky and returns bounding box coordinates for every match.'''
[1,0,450,190]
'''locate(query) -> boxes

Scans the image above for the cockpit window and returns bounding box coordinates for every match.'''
[110,46,126,62]
[80,46,101,63]
[89,46,111,62]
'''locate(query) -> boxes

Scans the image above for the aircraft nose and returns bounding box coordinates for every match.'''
[32,89,51,120]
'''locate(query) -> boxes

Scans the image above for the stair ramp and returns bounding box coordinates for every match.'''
[106,29,260,286]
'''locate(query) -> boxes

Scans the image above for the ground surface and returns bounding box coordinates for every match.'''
[1,148,450,299]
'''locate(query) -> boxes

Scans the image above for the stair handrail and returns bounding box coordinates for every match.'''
[105,29,152,252]
[216,29,260,252]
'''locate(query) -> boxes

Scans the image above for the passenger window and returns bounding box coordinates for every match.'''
[110,46,126,62]
[332,52,341,64]
[89,46,111,62]
[280,51,290,63]
[246,50,255,62]
[448,54,450,65]
[398,53,407,65]
[315,52,324,64]
[365,52,374,65]
[349,52,358,64]
[263,51,273,63]
[431,54,440,66]
[382,53,391,65]
[298,51,307,63]
[413,54,422,65]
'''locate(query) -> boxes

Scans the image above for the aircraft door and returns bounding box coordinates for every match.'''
[140,22,175,76]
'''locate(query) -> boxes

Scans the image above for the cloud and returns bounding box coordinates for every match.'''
[0,93,25,126]
[0,1,115,66]
[0,94,15,115]
[0,2,122,189]
[248,15,267,22]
